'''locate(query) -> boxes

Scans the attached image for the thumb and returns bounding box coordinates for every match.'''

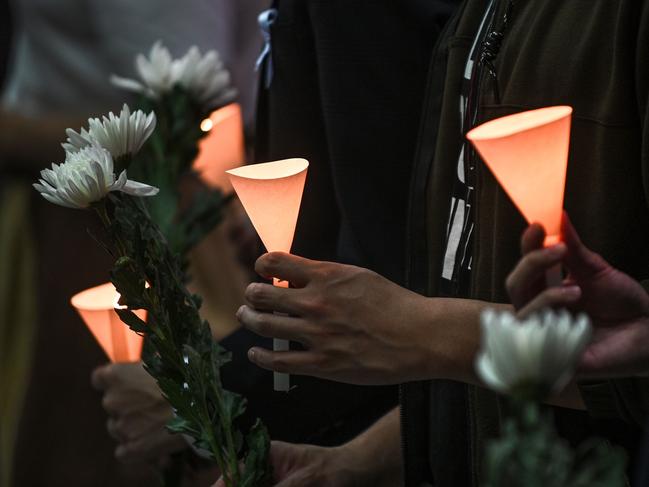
[521,222,546,255]
[562,212,608,279]
[91,363,115,390]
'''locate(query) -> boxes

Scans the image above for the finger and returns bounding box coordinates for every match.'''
[255,252,315,288]
[578,323,649,378]
[111,416,146,443]
[505,243,567,306]
[106,418,126,442]
[100,391,139,416]
[212,479,226,487]
[238,306,313,346]
[578,349,644,379]
[276,473,314,487]
[521,223,546,255]
[516,285,582,319]
[562,212,608,279]
[102,393,162,417]
[101,389,159,416]
[245,282,305,315]
[248,347,322,376]
[115,430,185,464]
[91,364,115,390]
[269,441,302,481]
[117,408,168,439]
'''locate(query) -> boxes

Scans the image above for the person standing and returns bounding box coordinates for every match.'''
[1,1,264,485]
[232,0,649,485]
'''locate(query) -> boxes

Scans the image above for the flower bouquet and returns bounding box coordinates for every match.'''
[34,42,271,487]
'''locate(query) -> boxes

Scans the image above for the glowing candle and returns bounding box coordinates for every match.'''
[71,282,146,363]
[227,158,309,391]
[193,103,246,191]
[467,106,572,286]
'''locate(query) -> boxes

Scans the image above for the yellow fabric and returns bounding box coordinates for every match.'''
[0,184,37,487]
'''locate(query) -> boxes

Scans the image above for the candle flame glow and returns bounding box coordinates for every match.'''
[200,118,213,132]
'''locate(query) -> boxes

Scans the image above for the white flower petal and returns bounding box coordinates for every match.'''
[121,179,160,197]
[115,41,234,109]
[476,352,508,394]
[110,74,147,94]
[75,105,156,158]
[475,308,592,397]
[109,170,128,191]
[62,127,93,153]
[40,190,81,209]
[35,141,158,209]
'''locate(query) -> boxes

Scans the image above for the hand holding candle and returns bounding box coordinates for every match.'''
[506,215,649,378]
[226,158,309,391]
[239,252,439,386]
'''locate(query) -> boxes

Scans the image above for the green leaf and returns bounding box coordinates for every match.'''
[482,399,627,487]
[111,256,146,308]
[166,415,196,436]
[114,308,147,334]
[240,420,272,487]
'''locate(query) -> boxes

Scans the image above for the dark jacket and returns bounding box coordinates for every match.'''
[403,0,649,485]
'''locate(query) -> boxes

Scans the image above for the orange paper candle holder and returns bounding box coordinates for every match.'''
[71,282,146,363]
[193,103,246,191]
[467,106,573,286]
[227,158,309,391]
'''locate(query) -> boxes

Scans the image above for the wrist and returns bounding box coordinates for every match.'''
[414,297,512,383]
[401,294,444,382]
[338,414,403,486]
[332,441,393,487]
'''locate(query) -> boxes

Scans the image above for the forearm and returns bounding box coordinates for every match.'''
[413,296,509,384]
[0,110,85,170]
[340,407,403,487]
[416,297,584,409]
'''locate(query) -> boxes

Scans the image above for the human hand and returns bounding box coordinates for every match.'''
[212,441,367,487]
[505,213,649,377]
[91,362,187,462]
[237,252,434,385]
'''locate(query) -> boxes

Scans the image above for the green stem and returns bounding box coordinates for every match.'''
[94,201,127,260]
[199,380,232,486]
[94,194,268,485]
[203,361,239,484]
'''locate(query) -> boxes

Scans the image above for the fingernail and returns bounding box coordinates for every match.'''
[115,445,126,458]
[248,348,256,362]
[236,305,244,319]
[547,243,567,257]
[562,285,581,298]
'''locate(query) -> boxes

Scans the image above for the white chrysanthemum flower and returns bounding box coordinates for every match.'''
[62,104,156,158]
[111,41,236,109]
[111,41,175,98]
[33,143,159,209]
[476,308,592,397]
[172,46,237,108]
